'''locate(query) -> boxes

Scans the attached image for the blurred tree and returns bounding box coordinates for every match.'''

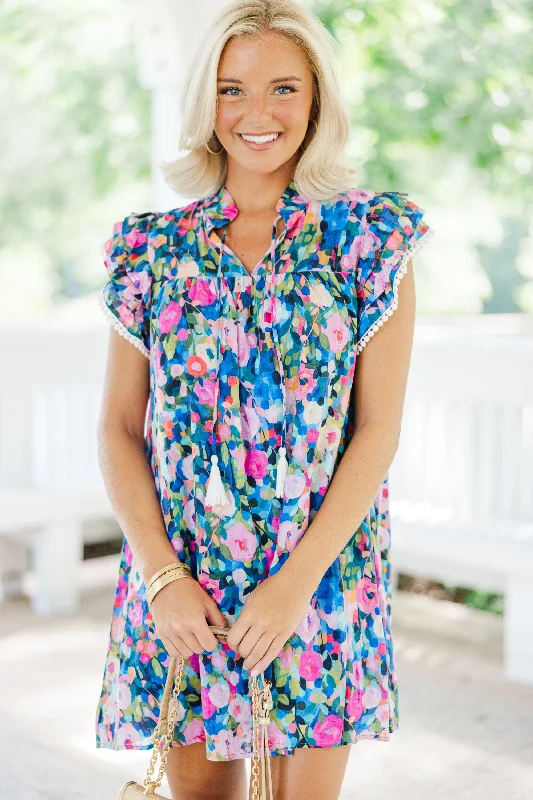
[0,0,151,311]
[307,0,532,209]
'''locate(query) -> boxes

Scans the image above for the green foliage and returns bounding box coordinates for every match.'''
[0,0,151,310]
[305,0,532,209]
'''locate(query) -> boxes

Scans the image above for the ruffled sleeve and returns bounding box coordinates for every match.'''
[355,191,433,354]
[98,212,155,358]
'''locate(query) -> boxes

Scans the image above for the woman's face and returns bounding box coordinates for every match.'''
[214,31,315,177]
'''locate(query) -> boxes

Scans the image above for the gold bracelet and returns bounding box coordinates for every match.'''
[146,570,193,608]
[146,561,191,591]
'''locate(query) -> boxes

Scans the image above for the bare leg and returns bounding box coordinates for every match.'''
[165,741,248,800]
[248,743,353,800]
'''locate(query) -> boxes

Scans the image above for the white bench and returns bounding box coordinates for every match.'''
[390,324,533,686]
[0,316,117,615]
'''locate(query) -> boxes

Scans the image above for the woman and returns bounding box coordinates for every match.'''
[95,1,433,798]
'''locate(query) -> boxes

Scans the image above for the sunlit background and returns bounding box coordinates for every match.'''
[1,1,532,798]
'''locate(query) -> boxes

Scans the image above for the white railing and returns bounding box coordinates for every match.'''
[0,309,532,684]
[390,315,533,686]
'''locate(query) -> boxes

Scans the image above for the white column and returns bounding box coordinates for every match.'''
[124,0,234,210]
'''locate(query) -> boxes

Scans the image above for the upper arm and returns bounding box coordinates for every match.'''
[353,257,416,440]
[351,191,433,438]
[97,212,154,438]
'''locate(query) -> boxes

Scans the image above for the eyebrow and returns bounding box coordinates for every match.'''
[217,76,303,83]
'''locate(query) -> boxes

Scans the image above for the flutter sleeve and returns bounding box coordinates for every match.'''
[98,212,154,358]
[354,191,434,354]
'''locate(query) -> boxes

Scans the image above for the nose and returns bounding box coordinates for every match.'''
[243,91,274,124]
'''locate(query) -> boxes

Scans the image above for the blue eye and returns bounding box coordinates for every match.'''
[219,87,241,96]
[218,84,296,96]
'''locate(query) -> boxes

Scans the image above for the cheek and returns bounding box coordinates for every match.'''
[216,104,241,130]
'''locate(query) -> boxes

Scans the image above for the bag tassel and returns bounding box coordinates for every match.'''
[204,454,229,507]
[251,677,274,800]
[274,446,288,499]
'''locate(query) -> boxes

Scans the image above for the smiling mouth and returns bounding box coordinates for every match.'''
[237,132,282,144]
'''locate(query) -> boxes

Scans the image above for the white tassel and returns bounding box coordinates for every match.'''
[260,719,273,799]
[274,446,288,498]
[204,454,229,507]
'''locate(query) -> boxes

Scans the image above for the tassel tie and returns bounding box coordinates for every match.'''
[203,218,289,509]
[251,675,274,800]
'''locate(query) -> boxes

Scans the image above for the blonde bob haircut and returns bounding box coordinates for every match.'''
[160,0,362,202]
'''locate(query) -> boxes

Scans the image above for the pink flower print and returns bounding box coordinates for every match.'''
[111,614,125,643]
[385,228,403,253]
[183,718,205,744]
[313,714,343,747]
[195,377,217,405]
[280,644,294,670]
[132,269,151,296]
[362,684,382,709]
[325,312,349,353]
[346,688,364,721]
[356,576,379,614]
[128,600,143,628]
[124,229,147,250]
[188,278,217,306]
[135,638,158,665]
[267,721,289,750]
[244,448,268,479]
[117,722,142,749]
[340,253,355,270]
[376,703,390,726]
[201,685,217,719]
[225,523,258,562]
[118,677,132,709]
[159,301,182,334]
[298,649,322,681]
[295,604,321,643]
[209,681,230,709]
[229,695,249,722]
[198,575,224,604]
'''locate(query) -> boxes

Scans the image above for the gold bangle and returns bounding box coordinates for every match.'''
[146,562,191,591]
[146,571,193,608]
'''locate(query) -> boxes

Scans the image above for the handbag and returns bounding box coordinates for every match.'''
[117,625,274,800]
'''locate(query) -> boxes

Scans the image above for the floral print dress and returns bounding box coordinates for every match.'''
[95,179,433,761]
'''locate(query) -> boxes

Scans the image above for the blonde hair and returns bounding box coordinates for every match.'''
[160,0,362,202]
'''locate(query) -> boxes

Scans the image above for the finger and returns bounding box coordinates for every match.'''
[195,620,220,652]
[242,631,272,671]
[235,625,263,660]
[249,637,284,675]
[204,600,229,630]
[180,629,206,656]
[226,618,252,653]
[173,634,195,659]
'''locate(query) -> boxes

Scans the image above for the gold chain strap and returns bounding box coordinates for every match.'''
[142,627,274,800]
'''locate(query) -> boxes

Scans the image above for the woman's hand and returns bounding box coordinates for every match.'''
[225,569,317,676]
[149,577,229,660]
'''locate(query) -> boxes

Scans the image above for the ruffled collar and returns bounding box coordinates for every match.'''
[201,178,308,231]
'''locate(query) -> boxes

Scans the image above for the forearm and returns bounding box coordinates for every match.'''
[280,420,399,591]
[97,424,180,585]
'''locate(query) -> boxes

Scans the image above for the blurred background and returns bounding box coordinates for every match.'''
[0,1,532,798]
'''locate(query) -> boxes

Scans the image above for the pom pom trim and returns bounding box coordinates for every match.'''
[355,227,435,355]
[98,289,150,359]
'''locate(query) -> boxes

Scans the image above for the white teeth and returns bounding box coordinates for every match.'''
[239,133,280,144]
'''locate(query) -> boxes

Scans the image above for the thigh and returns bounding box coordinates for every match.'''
[165,741,247,800]
[252,743,352,800]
